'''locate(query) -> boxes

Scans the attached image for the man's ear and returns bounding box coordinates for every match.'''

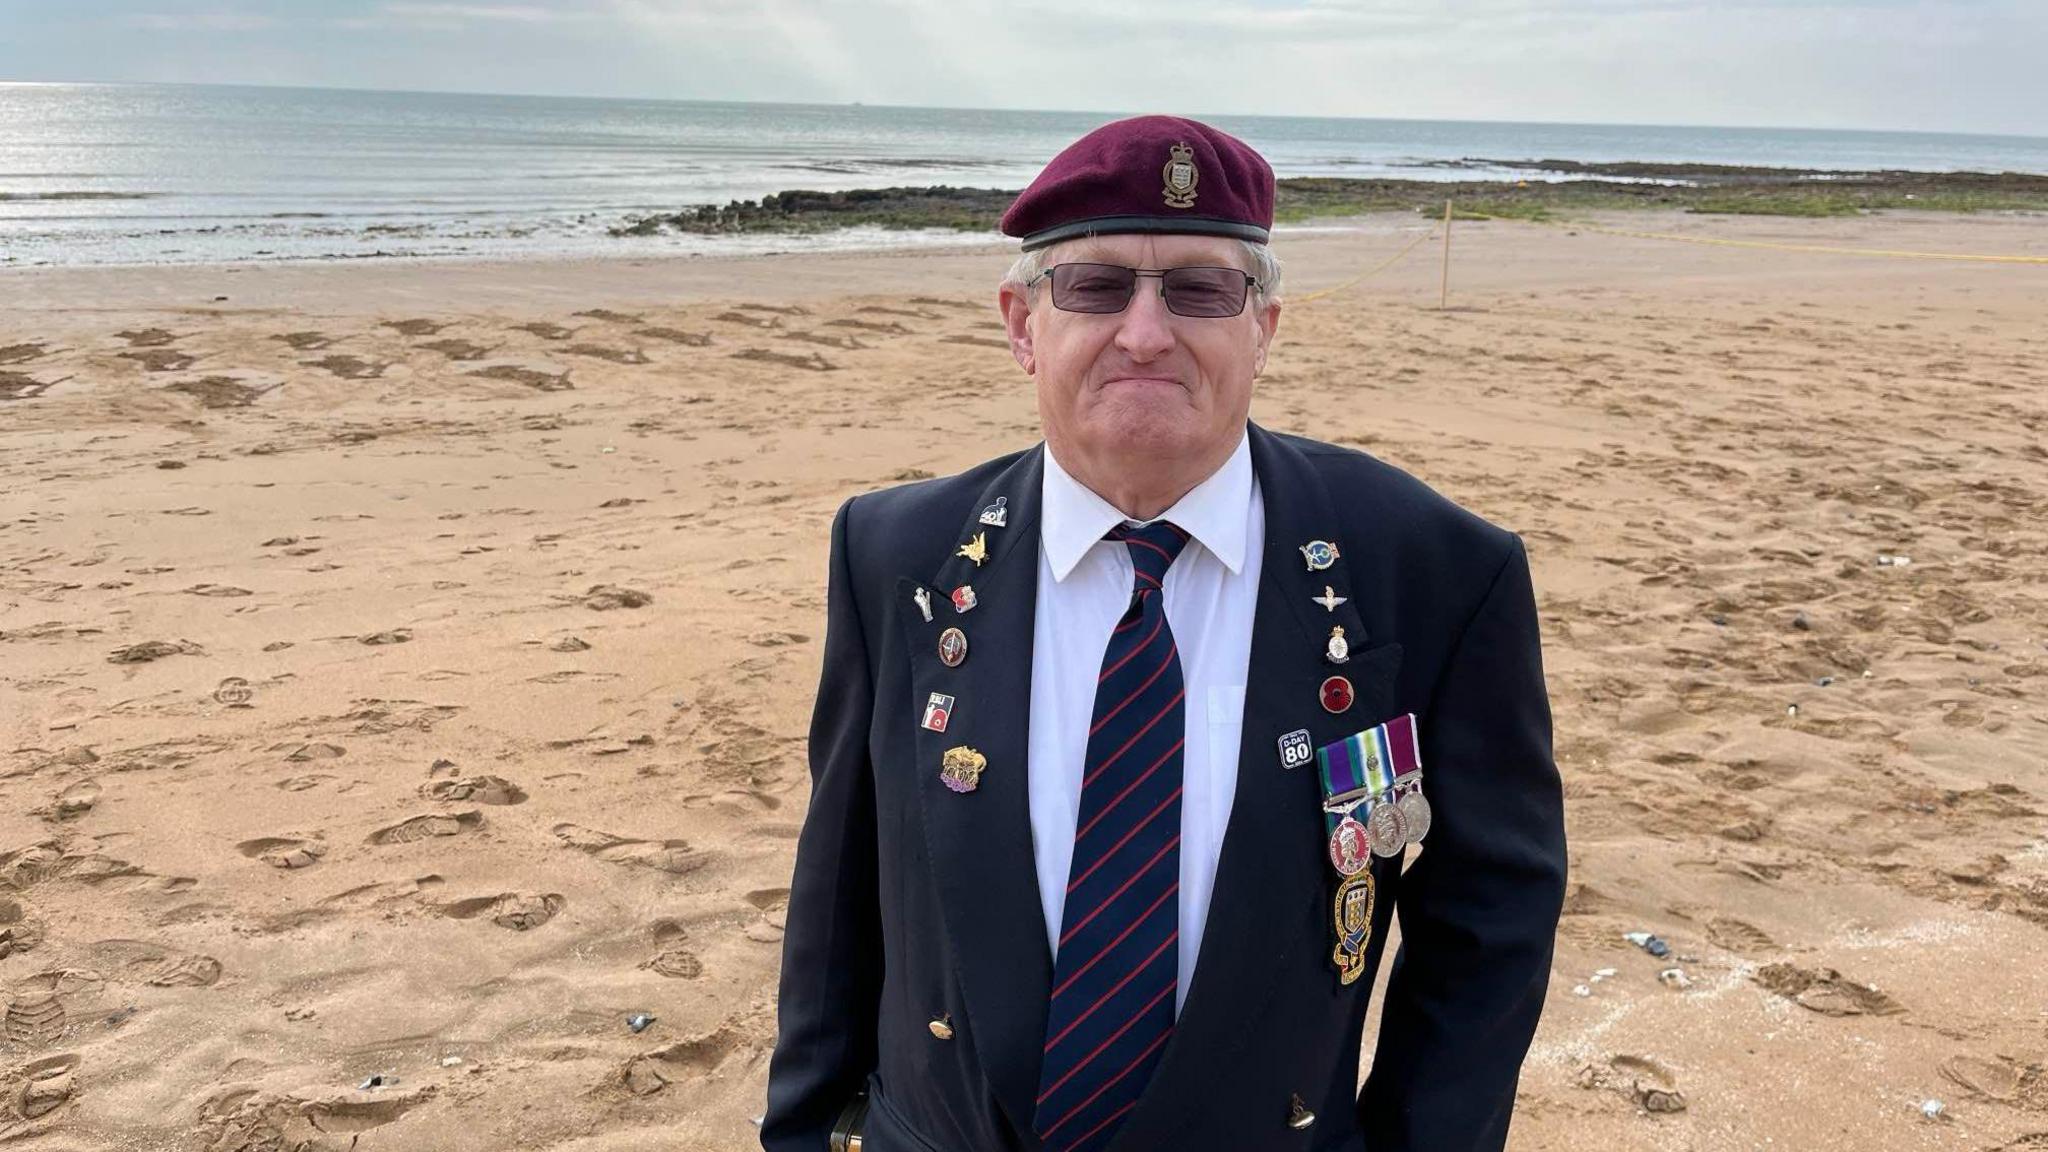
[1253,299,1281,375]
[998,282,1035,376]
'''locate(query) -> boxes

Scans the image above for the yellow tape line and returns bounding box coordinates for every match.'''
[1290,226,1441,304]
[1467,212,2048,265]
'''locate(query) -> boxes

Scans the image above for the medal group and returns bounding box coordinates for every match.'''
[914,508,1433,986]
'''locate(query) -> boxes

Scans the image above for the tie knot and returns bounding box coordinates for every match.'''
[1108,520,1190,592]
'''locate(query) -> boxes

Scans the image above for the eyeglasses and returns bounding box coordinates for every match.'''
[1026,262,1259,318]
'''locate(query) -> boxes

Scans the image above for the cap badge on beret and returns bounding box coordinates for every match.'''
[1162,142,1198,210]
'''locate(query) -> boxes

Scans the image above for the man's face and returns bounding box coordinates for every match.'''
[999,233,1280,466]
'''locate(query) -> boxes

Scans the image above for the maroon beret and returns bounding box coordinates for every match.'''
[1000,115,1275,252]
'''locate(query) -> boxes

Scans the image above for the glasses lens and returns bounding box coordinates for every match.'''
[1049,264,1137,313]
[1161,267,1249,318]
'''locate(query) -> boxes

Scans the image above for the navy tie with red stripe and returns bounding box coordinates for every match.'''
[1034,519,1191,1152]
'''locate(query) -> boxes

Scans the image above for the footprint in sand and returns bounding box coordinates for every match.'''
[783,330,869,351]
[10,1052,81,1121]
[114,328,179,347]
[47,780,100,822]
[467,364,572,392]
[511,321,574,340]
[714,310,781,329]
[564,343,650,365]
[281,742,346,763]
[236,836,328,869]
[732,302,808,316]
[1706,917,1778,955]
[857,305,940,320]
[107,639,203,664]
[0,371,66,401]
[1939,1054,2036,1105]
[271,331,336,351]
[573,308,644,324]
[618,1026,746,1097]
[642,921,704,979]
[939,334,1011,349]
[733,347,836,372]
[1576,1053,1687,1114]
[633,326,712,347]
[303,355,388,380]
[419,775,527,805]
[119,348,199,372]
[438,891,565,931]
[1755,962,1905,1016]
[366,810,483,846]
[79,939,223,988]
[552,823,705,876]
[199,1084,430,1149]
[5,995,66,1045]
[0,342,51,365]
[824,318,909,335]
[381,318,445,337]
[418,338,493,361]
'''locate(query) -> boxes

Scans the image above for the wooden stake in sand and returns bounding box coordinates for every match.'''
[1440,199,1454,310]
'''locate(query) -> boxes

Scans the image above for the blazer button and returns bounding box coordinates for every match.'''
[1287,1093,1315,1130]
[928,1014,955,1041]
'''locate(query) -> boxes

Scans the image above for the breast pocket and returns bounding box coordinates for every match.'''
[1206,684,1246,845]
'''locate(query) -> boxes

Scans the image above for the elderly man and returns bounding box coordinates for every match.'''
[762,115,1566,1152]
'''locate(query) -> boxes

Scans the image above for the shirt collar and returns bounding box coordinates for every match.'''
[1040,428,1253,583]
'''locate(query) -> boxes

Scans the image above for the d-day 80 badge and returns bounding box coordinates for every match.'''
[1277,728,1313,771]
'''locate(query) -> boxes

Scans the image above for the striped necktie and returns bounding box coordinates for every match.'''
[1034,519,1190,1152]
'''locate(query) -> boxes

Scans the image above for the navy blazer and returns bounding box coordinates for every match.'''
[762,423,1567,1152]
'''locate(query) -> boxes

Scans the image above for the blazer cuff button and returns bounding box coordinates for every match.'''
[1286,1093,1316,1130]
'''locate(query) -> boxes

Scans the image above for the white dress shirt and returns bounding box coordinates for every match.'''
[1028,431,1264,1016]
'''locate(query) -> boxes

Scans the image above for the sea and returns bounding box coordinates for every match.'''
[3,81,2044,268]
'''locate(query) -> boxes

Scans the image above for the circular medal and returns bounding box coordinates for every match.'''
[1367,801,1408,858]
[1396,787,1433,845]
[1319,675,1353,714]
[1327,816,1371,877]
[937,627,968,668]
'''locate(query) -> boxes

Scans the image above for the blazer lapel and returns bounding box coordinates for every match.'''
[896,445,1051,1141]
[1106,423,1403,1152]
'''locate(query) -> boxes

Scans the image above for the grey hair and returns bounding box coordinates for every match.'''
[1002,237,1284,307]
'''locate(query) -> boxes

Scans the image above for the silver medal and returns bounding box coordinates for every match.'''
[1367,800,1408,858]
[1396,784,1433,845]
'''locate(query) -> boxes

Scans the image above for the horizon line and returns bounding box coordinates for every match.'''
[4,77,2044,145]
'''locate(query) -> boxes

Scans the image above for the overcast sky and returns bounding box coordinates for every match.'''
[1,1,2041,137]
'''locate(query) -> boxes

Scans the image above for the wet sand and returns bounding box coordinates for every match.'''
[2,210,2046,1150]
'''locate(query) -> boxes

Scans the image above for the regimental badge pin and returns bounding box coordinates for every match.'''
[957,532,989,567]
[1300,540,1340,572]
[950,585,978,614]
[1330,870,1375,986]
[912,586,933,623]
[921,692,955,733]
[1313,585,1347,612]
[1277,728,1313,771]
[1161,141,1199,210]
[1326,625,1350,665]
[940,745,987,793]
[937,627,968,668]
[1320,675,1354,714]
[978,497,1008,528]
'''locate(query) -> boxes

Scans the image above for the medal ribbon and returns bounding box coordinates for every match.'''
[1314,713,1422,835]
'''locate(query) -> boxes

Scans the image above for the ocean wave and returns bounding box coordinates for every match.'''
[0,191,159,201]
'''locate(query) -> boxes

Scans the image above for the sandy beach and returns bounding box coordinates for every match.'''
[3,209,2046,1151]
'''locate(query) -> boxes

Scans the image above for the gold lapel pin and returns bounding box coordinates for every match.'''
[957,532,989,567]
